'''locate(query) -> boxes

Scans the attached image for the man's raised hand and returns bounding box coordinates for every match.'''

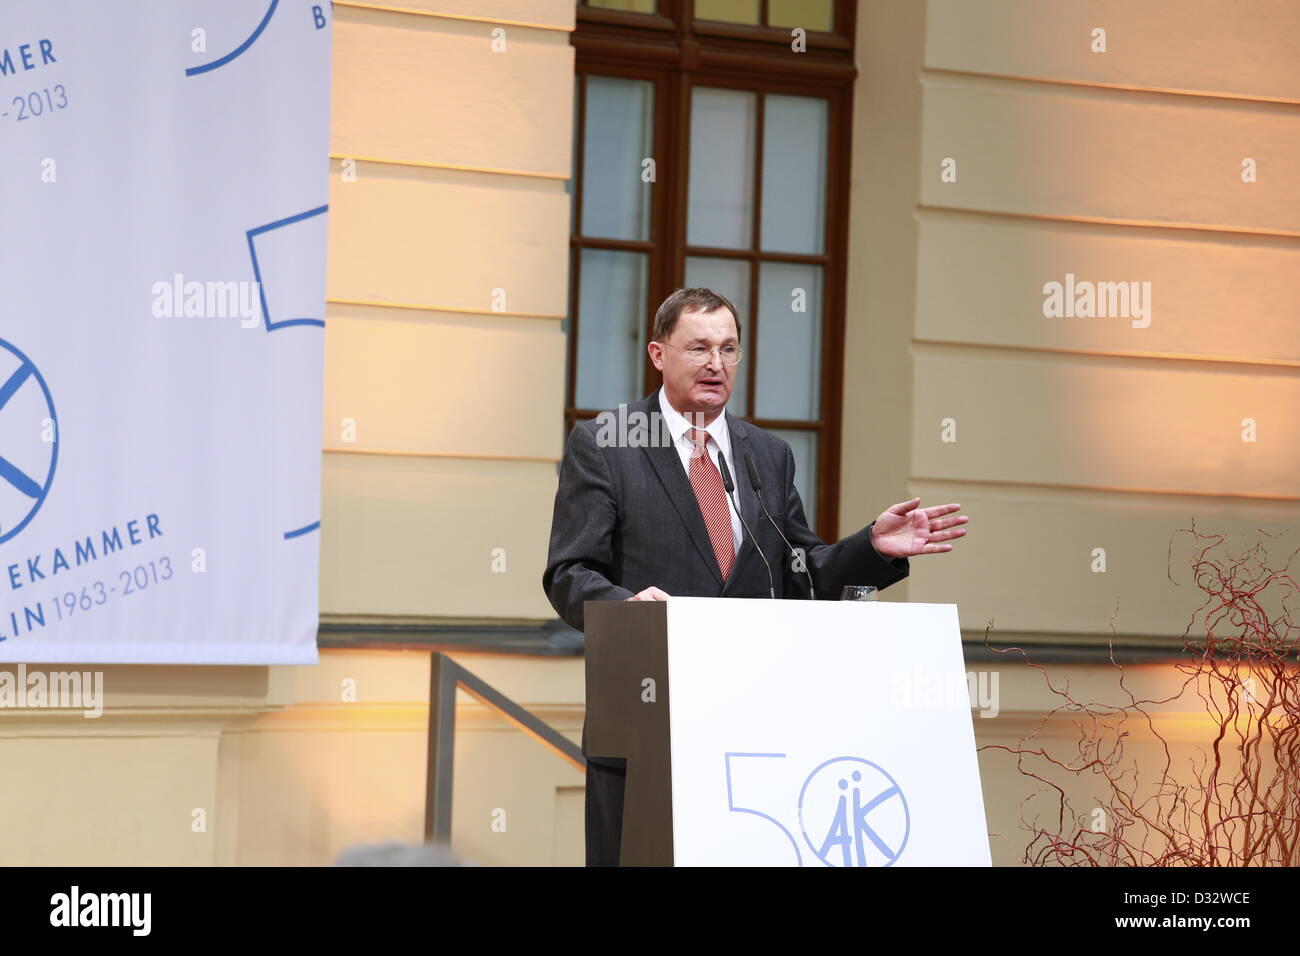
[869,498,968,559]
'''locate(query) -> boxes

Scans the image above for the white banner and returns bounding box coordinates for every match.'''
[0,1,331,663]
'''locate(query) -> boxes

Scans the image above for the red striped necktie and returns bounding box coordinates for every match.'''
[688,427,736,580]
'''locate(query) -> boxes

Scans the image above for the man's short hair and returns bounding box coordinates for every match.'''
[652,288,741,344]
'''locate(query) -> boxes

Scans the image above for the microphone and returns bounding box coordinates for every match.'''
[745,453,816,600]
[716,449,774,599]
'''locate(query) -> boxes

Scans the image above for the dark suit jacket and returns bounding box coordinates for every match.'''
[544,391,908,630]
[543,392,910,766]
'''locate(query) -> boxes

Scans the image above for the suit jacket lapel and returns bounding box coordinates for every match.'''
[640,393,725,587]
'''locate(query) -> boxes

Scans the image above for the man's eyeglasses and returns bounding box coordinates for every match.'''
[664,343,744,366]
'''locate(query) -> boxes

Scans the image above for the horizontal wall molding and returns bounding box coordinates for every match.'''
[318,619,583,655]
[918,203,1300,242]
[328,153,569,182]
[962,636,1200,664]
[334,0,573,33]
[0,709,277,735]
[315,618,1212,664]
[907,475,1298,504]
[978,712,1233,741]
[908,476,1300,507]
[918,204,1300,247]
[240,703,585,733]
[922,67,1300,110]
[323,448,558,464]
[328,297,564,320]
[913,339,1300,375]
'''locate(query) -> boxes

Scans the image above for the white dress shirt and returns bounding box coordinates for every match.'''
[657,385,745,555]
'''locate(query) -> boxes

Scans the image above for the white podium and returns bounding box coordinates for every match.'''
[584,597,992,866]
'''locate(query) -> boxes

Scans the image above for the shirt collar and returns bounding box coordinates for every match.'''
[658,385,730,450]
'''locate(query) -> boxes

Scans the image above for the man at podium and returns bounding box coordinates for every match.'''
[542,287,968,866]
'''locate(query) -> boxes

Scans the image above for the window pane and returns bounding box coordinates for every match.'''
[694,0,759,24]
[687,88,756,250]
[768,0,833,32]
[587,0,656,12]
[581,77,654,241]
[772,429,817,529]
[684,257,751,417]
[575,249,648,409]
[760,95,828,254]
[755,263,821,420]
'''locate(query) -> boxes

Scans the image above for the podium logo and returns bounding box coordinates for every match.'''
[725,752,910,866]
[0,338,58,544]
[799,757,910,867]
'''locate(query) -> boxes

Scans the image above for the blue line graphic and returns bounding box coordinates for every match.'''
[0,455,41,499]
[724,752,803,866]
[186,0,280,77]
[0,363,33,410]
[284,520,320,540]
[246,204,329,332]
[0,338,58,545]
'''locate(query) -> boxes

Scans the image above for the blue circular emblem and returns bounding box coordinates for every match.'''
[0,338,58,544]
[798,756,910,867]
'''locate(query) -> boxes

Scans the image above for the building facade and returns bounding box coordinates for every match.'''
[2,0,1295,867]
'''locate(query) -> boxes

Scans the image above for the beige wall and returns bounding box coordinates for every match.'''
[236,650,585,867]
[322,1,572,621]
[845,0,1298,640]
[845,0,1299,863]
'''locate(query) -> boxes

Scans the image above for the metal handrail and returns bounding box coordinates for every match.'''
[424,652,587,842]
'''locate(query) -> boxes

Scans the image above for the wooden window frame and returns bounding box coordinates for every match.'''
[569,0,857,541]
